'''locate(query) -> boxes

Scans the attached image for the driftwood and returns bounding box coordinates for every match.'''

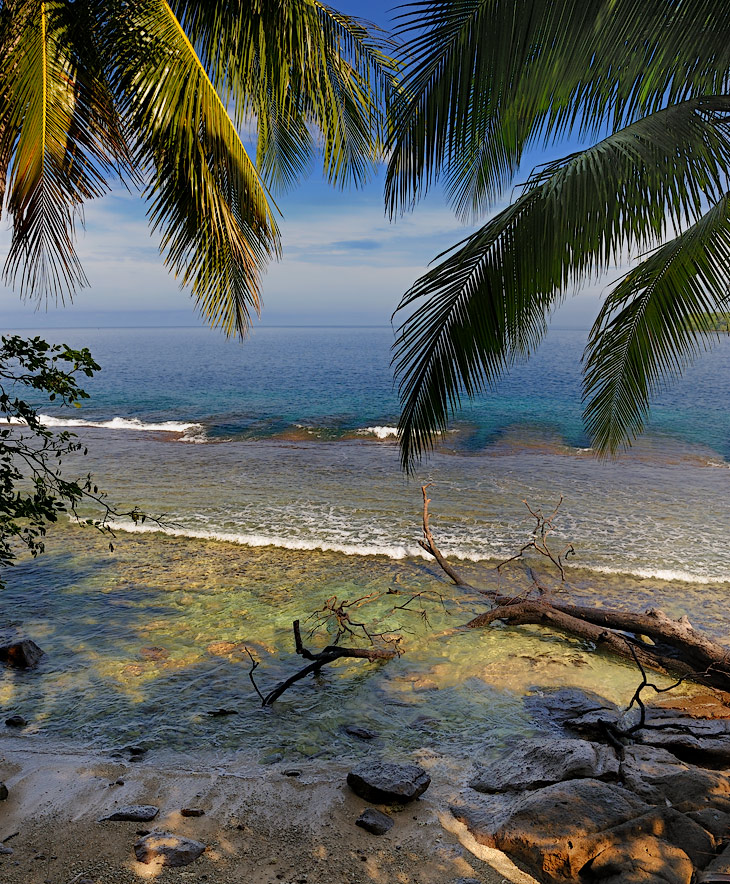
[419,486,730,691]
[249,621,397,707]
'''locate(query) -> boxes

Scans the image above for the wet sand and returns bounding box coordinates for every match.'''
[0,740,536,884]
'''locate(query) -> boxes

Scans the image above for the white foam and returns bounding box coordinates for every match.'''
[357,426,399,439]
[4,414,205,439]
[105,519,428,559]
[591,564,730,585]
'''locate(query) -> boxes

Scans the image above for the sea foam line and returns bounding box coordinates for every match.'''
[102,520,730,584]
[4,414,205,440]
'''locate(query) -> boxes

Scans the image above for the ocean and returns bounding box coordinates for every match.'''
[1,325,729,761]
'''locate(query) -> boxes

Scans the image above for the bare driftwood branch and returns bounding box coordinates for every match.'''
[419,490,730,691]
[418,484,474,587]
[496,497,575,580]
[258,620,398,707]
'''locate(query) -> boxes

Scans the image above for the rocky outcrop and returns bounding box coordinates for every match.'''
[453,730,730,884]
[347,760,430,804]
[0,639,44,668]
[133,832,205,867]
[470,738,619,793]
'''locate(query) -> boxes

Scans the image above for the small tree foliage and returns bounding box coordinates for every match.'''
[0,335,148,588]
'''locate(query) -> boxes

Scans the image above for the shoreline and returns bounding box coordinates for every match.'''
[0,738,534,884]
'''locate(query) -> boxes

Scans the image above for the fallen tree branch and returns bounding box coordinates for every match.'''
[419,489,730,691]
[258,620,398,707]
[419,484,474,587]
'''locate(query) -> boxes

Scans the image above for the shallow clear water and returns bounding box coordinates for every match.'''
[1,326,729,761]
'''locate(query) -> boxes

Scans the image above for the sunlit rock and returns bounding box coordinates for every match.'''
[133,831,205,867]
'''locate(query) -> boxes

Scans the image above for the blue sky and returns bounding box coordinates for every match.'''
[0,1,609,331]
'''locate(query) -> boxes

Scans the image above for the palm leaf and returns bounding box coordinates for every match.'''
[393,98,730,469]
[387,0,730,218]
[583,194,730,453]
[169,0,395,192]
[114,0,280,337]
[0,0,126,300]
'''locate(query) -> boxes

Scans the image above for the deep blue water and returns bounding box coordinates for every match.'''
[14,325,730,455]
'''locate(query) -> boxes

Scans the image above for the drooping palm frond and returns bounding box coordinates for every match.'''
[113,0,281,337]
[170,0,396,193]
[583,194,730,454]
[393,98,730,469]
[0,0,126,299]
[387,0,730,219]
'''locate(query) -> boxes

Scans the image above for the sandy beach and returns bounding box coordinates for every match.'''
[0,739,536,884]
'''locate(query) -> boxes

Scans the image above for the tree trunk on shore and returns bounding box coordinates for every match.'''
[419,486,730,691]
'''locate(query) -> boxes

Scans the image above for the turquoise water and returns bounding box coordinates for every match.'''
[1,326,729,758]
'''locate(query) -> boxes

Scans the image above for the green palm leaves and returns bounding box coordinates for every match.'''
[0,0,393,334]
[389,0,730,469]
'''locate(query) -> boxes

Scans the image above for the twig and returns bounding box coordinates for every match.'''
[245,647,265,704]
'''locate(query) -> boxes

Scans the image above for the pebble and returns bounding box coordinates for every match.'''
[356,807,394,835]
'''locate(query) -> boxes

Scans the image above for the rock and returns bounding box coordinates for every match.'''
[5,715,27,728]
[621,743,730,812]
[207,708,237,717]
[0,783,8,801]
[635,714,730,765]
[114,779,125,786]
[139,646,170,661]
[0,639,44,669]
[564,708,624,738]
[283,769,301,777]
[705,842,730,875]
[356,808,394,835]
[101,805,159,822]
[124,745,147,756]
[470,738,619,793]
[180,808,205,817]
[343,725,379,741]
[452,778,650,880]
[585,836,693,883]
[0,846,13,856]
[525,688,619,733]
[687,807,730,840]
[347,761,431,804]
[133,832,206,867]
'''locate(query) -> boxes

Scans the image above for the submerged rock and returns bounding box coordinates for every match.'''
[343,725,379,741]
[0,639,44,669]
[5,715,27,728]
[133,832,206,867]
[101,805,159,822]
[356,808,394,835]
[347,760,430,804]
[470,738,619,793]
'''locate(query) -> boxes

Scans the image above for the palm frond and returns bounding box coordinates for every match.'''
[170,0,396,192]
[583,194,730,454]
[115,0,280,337]
[387,0,730,217]
[0,0,125,300]
[394,98,730,469]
